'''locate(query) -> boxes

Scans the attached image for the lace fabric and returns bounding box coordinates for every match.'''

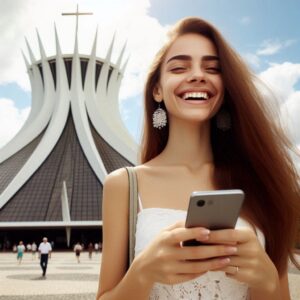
[135,208,264,300]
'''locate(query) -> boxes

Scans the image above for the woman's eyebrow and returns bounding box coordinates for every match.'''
[166,54,219,64]
[166,55,191,64]
[202,55,219,62]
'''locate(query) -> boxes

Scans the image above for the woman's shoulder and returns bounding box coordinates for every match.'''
[104,165,148,186]
[104,167,129,190]
[103,167,142,203]
[104,163,165,196]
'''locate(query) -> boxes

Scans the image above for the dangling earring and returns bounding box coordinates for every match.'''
[216,108,231,131]
[152,103,167,129]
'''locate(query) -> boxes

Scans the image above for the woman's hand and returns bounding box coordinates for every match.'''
[208,228,281,297]
[132,221,236,286]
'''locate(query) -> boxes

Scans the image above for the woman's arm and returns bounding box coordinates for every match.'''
[96,168,153,300]
[250,269,290,300]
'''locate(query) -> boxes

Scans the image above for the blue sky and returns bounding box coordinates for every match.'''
[147,0,300,67]
[0,0,300,153]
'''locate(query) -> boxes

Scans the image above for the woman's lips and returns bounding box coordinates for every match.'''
[182,91,209,101]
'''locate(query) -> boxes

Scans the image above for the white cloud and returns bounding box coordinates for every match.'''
[258,62,300,145]
[0,98,30,148]
[259,62,300,101]
[118,17,169,100]
[257,40,282,56]
[243,52,260,69]
[280,91,300,145]
[256,39,296,56]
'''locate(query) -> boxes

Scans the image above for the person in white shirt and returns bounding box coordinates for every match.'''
[38,237,52,277]
[94,242,99,254]
[26,243,32,252]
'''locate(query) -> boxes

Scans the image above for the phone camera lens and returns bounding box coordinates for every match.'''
[197,200,205,207]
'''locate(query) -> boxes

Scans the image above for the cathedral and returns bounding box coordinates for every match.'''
[0,7,137,248]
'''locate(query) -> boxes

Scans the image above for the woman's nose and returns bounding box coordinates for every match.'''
[187,67,206,83]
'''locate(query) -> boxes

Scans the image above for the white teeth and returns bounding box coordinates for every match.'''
[183,92,209,100]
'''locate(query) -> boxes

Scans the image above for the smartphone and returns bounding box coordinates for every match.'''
[183,189,244,246]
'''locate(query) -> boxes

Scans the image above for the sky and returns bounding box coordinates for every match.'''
[0,0,300,164]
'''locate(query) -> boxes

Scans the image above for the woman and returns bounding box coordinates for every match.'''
[97,17,300,299]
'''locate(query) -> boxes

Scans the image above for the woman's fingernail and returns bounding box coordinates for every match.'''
[200,229,210,235]
[226,247,238,254]
[220,257,230,265]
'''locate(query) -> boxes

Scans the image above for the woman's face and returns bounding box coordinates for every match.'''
[154,33,224,125]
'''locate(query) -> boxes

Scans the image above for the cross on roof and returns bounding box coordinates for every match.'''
[62,4,93,35]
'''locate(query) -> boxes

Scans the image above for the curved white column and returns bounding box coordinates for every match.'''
[20,51,35,127]
[24,38,44,122]
[85,31,137,164]
[0,39,48,163]
[97,37,137,161]
[95,34,115,103]
[0,27,70,209]
[70,31,107,182]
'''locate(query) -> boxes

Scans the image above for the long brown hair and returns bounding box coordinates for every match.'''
[140,17,300,275]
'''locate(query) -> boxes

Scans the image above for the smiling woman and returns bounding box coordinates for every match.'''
[97,17,300,300]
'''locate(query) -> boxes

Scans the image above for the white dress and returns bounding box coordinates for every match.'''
[135,205,265,300]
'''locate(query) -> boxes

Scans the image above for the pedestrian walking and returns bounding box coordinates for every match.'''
[74,242,82,263]
[88,242,93,260]
[38,237,52,277]
[94,242,99,254]
[16,241,25,264]
[26,243,32,252]
[31,242,37,259]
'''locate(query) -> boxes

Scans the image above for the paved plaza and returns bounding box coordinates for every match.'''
[0,251,299,299]
[0,251,100,299]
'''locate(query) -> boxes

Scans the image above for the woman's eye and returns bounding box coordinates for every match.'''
[170,66,187,73]
[206,67,221,73]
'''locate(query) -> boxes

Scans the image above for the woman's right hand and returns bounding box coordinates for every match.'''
[132,221,237,285]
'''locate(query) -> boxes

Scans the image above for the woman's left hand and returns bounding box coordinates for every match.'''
[208,228,281,296]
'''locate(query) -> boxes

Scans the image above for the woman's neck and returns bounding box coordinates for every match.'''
[158,120,213,169]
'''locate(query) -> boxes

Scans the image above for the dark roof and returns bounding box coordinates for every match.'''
[0,132,44,194]
[0,113,102,221]
[90,121,132,174]
[0,104,134,222]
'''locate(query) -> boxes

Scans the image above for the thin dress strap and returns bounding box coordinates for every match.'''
[138,195,143,211]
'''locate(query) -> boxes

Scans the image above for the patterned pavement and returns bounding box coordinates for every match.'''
[0,252,100,299]
[0,251,299,299]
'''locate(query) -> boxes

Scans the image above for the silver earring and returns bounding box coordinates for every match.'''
[216,109,231,131]
[152,103,167,129]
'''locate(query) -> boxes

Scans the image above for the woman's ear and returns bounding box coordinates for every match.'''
[153,84,163,102]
